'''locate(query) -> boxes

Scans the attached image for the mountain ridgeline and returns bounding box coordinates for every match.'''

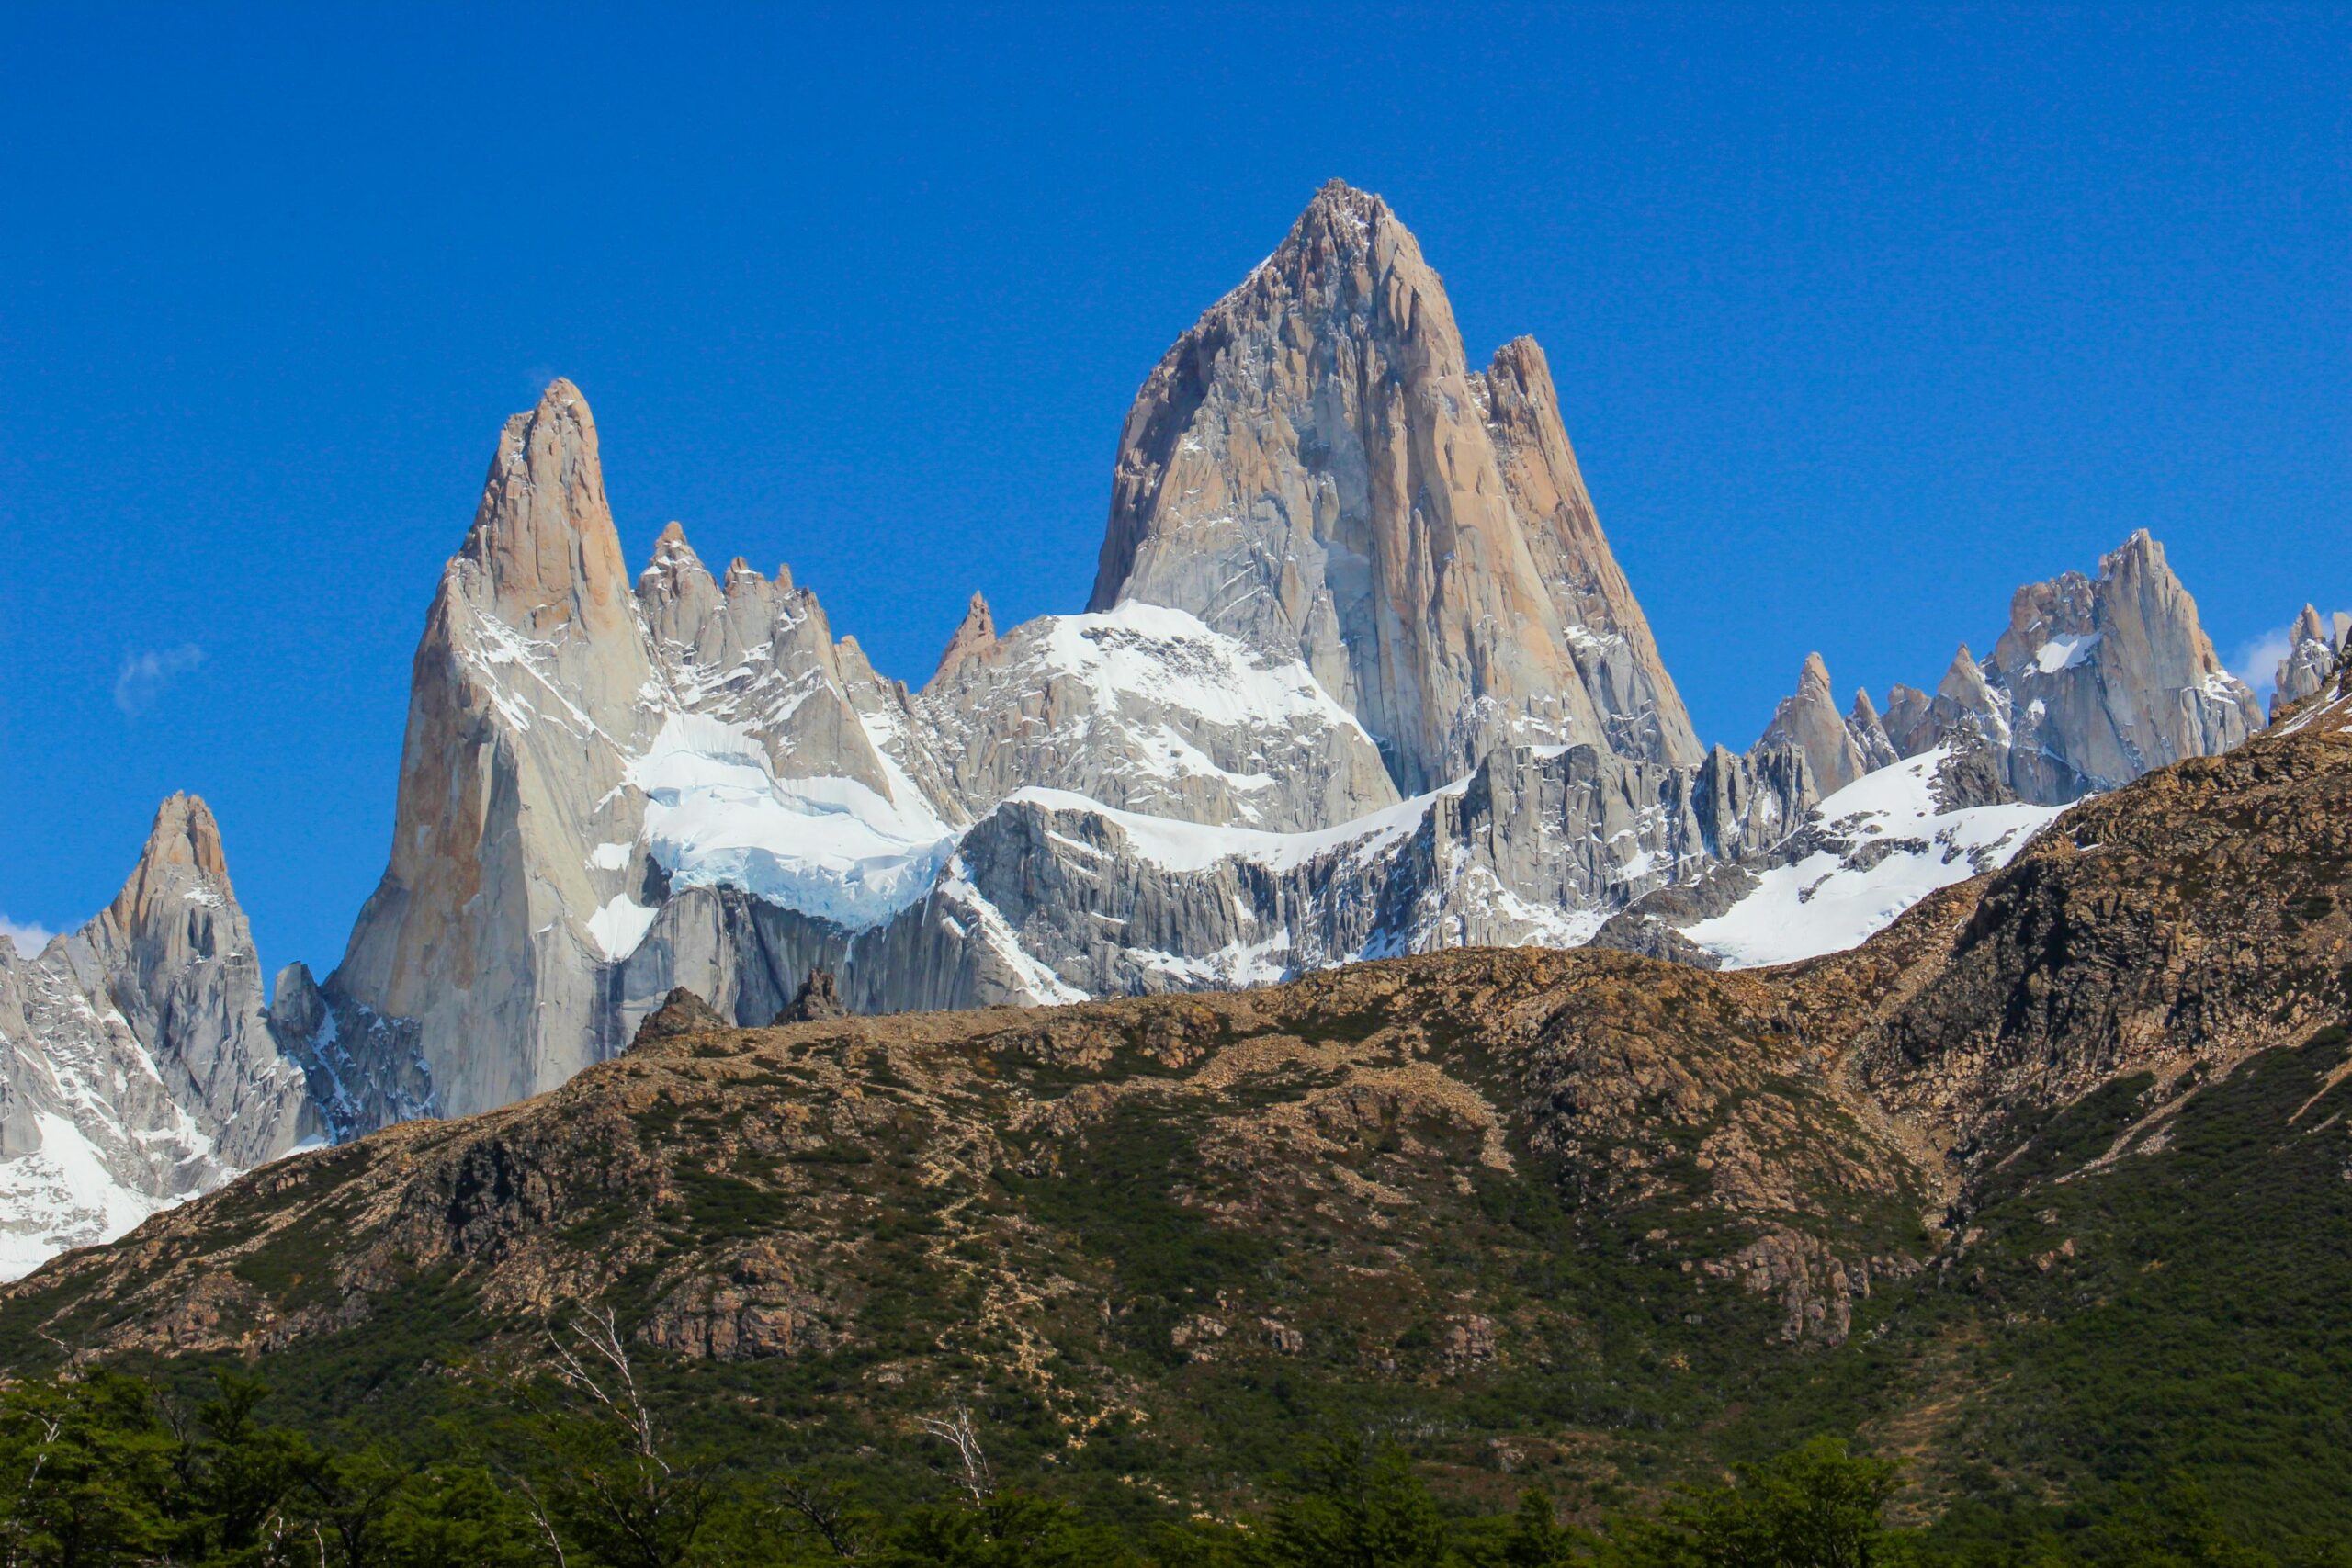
[0,180,2296,1281]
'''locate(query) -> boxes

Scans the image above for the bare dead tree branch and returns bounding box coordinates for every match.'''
[917,1402,993,1506]
[543,1303,667,1474]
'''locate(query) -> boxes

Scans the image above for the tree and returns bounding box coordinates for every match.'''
[1254,1433,1448,1568]
[175,1374,321,1565]
[1454,1490,1586,1568]
[514,1305,729,1568]
[1605,1438,1909,1568]
[0,1370,175,1568]
[867,1493,1136,1568]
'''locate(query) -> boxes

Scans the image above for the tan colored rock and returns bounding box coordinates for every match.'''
[1756,653,1869,796]
[329,380,668,1120]
[1088,179,1699,791]
[930,592,997,683]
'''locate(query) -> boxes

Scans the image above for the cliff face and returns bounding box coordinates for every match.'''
[2271,603,2349,717]
[326,380,667,1122]
[1981,530,2261,803]
[0,795,314,1278]
[1089,180,1701,791]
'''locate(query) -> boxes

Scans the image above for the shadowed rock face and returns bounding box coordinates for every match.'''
[0,795,314,1277]
[1089,179,1702,791]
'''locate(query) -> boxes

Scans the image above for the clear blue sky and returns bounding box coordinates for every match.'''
[1,5,2345,979]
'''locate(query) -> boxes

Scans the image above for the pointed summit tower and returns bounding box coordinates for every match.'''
[1089,179,1699,789]
[329,379,667,1120]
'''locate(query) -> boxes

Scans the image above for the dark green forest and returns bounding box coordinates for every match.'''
[0,1355,2335,1568]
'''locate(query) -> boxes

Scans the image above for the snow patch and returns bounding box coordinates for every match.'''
[1686,749,2069,969]
[585,896,659,962]
[628,714,954,931]
[0,1113,183,1282]
[1000,784,1440,874]
[2030,632,2102,674]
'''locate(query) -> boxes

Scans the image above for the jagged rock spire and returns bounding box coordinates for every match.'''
[104,792,232,936]
[1086,178,1700,789]
[332,378,667,1119]
[928,592,997,685]
[0,793,314,1277]
[1984,530,2259,800]
[2273,604,2346,717]
[460,378,635,643]
[1848,688,1899,773]
[1755,653,1871,796]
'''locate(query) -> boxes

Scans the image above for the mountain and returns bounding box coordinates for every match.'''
[276,185,1812,1132]
[11,660,2351,1548]
[1862,530,2261,804]
[1090,179,1702,788]
[0,796,314,1278]
[26,181,2244,1166]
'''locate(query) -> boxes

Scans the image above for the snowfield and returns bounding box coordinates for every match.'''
[1686,748,2069,968]
[628,713,957,936]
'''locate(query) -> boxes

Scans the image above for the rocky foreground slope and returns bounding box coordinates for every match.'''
[10,659,2349,1531]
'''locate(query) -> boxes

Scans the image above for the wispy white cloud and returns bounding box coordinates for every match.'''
[113,643,206,717]
[0,917,55,960]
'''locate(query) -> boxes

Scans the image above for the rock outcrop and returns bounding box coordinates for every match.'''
[1088,179,1701,791]
[1979,531,2261,803]
[930,592,997,683]
[1779,533,2259,813]
[2272,604,2349,717]
[1754,653,1871,796]
[0,795,314,1277]
[773,968,845,1024]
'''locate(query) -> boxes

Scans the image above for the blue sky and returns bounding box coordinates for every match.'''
[1,5,2345,978]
